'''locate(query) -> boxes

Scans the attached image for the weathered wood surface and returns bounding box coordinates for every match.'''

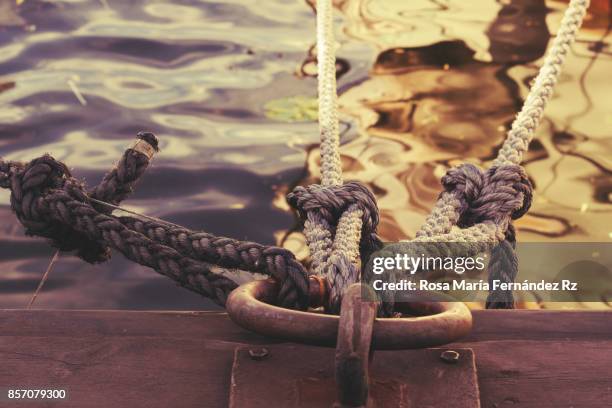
[0,310,611,407]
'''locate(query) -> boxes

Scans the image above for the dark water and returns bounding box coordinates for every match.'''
[0,0,610,310]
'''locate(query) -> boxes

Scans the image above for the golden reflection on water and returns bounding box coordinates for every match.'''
[0,0,610,310]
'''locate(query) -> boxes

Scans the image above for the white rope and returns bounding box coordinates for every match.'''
[415,0,590,243]
[297,0,364,310]
[316,0,343,187]
[302,0,338,278]
[494,0,590,166]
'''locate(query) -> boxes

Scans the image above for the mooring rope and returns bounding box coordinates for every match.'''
[417,0,589,241]
[292,0,378,312]
[495,0,590,167]
[0,133,309,309]
[391,0,589,309]
[316,0,342,187]
[298,0,589,311]
[0,0,589,313]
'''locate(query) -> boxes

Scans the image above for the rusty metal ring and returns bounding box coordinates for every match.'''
[226,279,472,350]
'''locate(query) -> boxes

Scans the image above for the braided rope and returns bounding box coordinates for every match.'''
[298,0,367,312]
[494,0,590,167]
[417,0,589,241]
[395,0,590,309]
[292,0,588,312]
[0,135,310,309]
[316,0,343,187]
[0,0,589,315]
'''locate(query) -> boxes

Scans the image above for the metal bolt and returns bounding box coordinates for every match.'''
[248,347,269,361]
[440,350,460,364]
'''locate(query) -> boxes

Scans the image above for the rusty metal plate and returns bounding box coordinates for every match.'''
[229,345,480,408]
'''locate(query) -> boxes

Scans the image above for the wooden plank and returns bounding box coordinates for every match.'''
[1,336,234,408]
[457,340,612,408]
[467,310,612,342]
[0,309,611,407]
[0,309,276,343]
[3,309,611,340]
[0,310,270,408]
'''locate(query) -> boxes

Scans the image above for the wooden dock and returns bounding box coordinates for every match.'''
[1,310,611,407]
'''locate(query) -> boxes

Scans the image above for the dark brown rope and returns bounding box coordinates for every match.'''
[0,133,309,309]
[89,132,159,213]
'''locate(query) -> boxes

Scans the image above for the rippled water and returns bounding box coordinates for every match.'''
[0,0,610,310]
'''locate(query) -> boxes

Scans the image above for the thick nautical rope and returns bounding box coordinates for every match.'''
[287,0,382,313]
[417,0,589,240]
[0,133,309,309]
[401,0,589,309]
[0,0,589,314]
[291,0,588,313]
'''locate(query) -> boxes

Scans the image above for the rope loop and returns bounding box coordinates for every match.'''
[287,181,382,255]
[321,252,358,314]
[13,154,71,193]
[7,154,111,263]
[441,163,533,227]
[0,133,311,309]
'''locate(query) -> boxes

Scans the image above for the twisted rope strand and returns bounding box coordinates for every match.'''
[416,0,589,244]
[0,135,310,309]
[494,0,590,167]
[316,0,343,187]
[116,215,309,308]
[89,132,159,212]
[295,0,367,311]
[404,0,590,309]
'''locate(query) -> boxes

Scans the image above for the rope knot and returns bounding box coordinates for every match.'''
[14,154,70,192]
[442,163,532,227]
[6,154,110,263]
[287,181,381,255]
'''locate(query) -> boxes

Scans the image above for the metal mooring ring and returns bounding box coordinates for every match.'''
[226,279,472,350]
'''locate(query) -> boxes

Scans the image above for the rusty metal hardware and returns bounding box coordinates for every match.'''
[227,278,477,407]
[225,278,473,349]
[248,348,269,361]
[334,283,377,407]
[441,349,461,364]
[229,345,481,408]
[308,275,328,308]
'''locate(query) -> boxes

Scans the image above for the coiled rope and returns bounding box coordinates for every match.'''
[0,0,589,313]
